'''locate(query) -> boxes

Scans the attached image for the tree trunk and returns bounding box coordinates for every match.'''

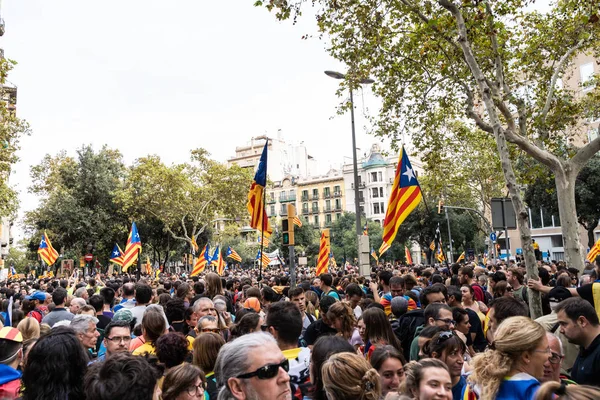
[555,168,585,271]
[494,131,543,319]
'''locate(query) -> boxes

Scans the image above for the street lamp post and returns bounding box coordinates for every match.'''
[325,70,374,275]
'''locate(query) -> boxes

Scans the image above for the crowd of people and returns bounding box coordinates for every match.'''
[1,257,600,400]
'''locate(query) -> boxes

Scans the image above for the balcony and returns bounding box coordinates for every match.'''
[280,208,288,216]
[334,192,342,197]
[323,192,331,199]
[312,194,319,200]
[351,183,366,189]
[301,195,309,202]
[324,221,333,228]
[323,207,332,213]
[279,194,296,203]
[267,197,277,204]
[334,205,342,211]
[302,208,310,215]
[311,207,319,214]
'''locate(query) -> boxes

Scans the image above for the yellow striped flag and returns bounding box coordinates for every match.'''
[379,147,422,256]
[436,244,446,263]
[122,222,142,272]
[363,223,368,236]
[226,246,242,262]
[256,250,271,267]
[405,247,413,264]
[247,141,273,237]
[378,242,390,256]
[145,256,152,275]
[38,232,59,266]
[293,216,303,228]
[191,236,199,253]
[586,239,600,262]
[191,245,210,276]
[213,246,225,275]
[371,247,379,261]
[429,241,435,251]
[257,235,270,247]
[457,251,465,263]
[316,230,330,276]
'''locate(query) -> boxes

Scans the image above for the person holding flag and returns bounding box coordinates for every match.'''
[121,222,142,273]
[457,251,466,263]
[379,146,422,256]
[363,223,368,236]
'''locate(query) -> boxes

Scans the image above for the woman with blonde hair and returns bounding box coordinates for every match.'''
[535,381,600,400]
[17,317,40,341]
[467,316,550,400]
[326,302,357,342]
[205,273,224,300]
[321,352,381,400]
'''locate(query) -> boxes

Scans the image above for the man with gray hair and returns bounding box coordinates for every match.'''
[215,332,291,400]
[193,297,217,319]
[541,332,565,384]
[70,314,100,357]
[74,287,89,300]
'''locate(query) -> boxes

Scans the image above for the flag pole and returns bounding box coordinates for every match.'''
[136,248,141,281]
[258,139,268,283]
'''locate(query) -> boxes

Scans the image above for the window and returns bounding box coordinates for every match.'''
[372,188,379,198]
[325,214,332,224]
[280,204,287,215]
[359,205,365,215]
[324,187,331,197]
[336,213,341,220]
[302,203,308,212]
[314,215,319,226]
[269,192,275,201]
[334,185,341,195]
[380,202,385,213]
[374,203,381,214]
[358,191,364,202]
[551,235,564,248]
[289,190,294,197]
[313,188,319,199]
[302,190,309,200]
[530,208,542,229]
[335,199,341,210]
[270,205,275,216]
[379,187,383,197]
[325,200,331,211]
[358,176,362,185]
[542,208,553,228]
[312,202,318,212]
[581,63,595,90]
[371,172,378,182]
[378,172,382,181]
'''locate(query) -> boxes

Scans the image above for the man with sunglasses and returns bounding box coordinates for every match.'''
[540,332,576,385]
[215,332,292,400]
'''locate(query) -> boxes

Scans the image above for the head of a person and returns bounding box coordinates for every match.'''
[422,331,466,379]
[487,296,529,340]
[319,273,334,290]
[370,345,406,397]
[541,332,564,384]
[52,287,68,307]
[103,320,132,356]
[459,284,474,302]
[176,283,192,300]
[493,280,512,298]
[345,283,364,308]
[310,335,356,400]
[22,327,88,400]
[458,267,474,285]
[184,307,198,331]
[205,272,223,299]
[322,352,381,400]
[362,307,403,353]
[424,303,454,331]
[451,307,471,336]
[135,284,153,305]
[161,363,206,400]
[155,332,189,369]
[197,315,219,334]
[89,294,104,314]
[17,317,40,341]
[265,301,302,348]
[261,286,281,305]
[555,297,600,346]
[416,326,445,360]
[378,271,393,288]
[215,332,291,400]
[193,297,217,318]
[389,276,405,298]
[288,287,306,314]
[326,301,356,339]
[122,282,135,298]
[0,327,23,370]
[470,316,548,399]
[399,358,452,400]
[99,287,115,309]
[70,314,100,350]
[84,352,163,400]
[141,308,167,344]
[535,381,600,400]
[318,295,338,324]
[193,331,225,374]
[507,267,524,286]
[391,296,409,319]
[74,287,89,300]
[70,297,87,314]
[230,312,262,339]
[420,284,447,308]
[165,298,186,325]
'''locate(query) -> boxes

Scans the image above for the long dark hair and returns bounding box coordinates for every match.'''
[363,308,402,353]
[22,326,88,400]
[310,335,355,400]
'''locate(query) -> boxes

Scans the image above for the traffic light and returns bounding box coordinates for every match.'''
[437,200,444,214]
[282,204,296,246]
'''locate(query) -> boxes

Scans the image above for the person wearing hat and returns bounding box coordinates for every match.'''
[25,291,46,323]
[0,327,23,398]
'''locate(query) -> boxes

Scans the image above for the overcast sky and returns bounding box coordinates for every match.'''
[2,1,383,234]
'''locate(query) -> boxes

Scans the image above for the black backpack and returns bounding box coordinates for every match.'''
[393,309,425,361]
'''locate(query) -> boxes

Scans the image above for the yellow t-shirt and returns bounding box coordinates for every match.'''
[132,341,155,356]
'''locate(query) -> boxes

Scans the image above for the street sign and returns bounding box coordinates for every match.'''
[490,232,497,242]
[84,253,93,262]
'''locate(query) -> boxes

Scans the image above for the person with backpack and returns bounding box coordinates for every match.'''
[459,266,486,303]
[318,273,340,300]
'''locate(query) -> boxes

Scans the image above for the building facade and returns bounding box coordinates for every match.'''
[296,170,346,229]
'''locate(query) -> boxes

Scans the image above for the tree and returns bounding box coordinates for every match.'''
[259,0,600,317]
[118,149,253,252]
[24,145,129,264]
[5,244,28,273]
[525,155,600,250]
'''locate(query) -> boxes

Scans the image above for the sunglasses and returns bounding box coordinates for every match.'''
[201,328,220,333]
[236,359,289,380]
[435,331,455,345]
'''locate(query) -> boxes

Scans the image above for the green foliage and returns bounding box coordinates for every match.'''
[5,245,28,272]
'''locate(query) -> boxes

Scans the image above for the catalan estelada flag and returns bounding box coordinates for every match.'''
[256,250,271,267]
[379,147,422,256]
[122,222,142,272]
[191,245,211,276]
[293,216,303,228]
[247,141,273,237]
[191,236,199,254]
[211,245,225,275]
[405,247,413,264]
[257,235,270,247]
[457,251,465,263]
[109,244,124,266]
[436,243,446,263]
[371,247,379,261]
[587,239,600,262]
[329,251,337,268]
[316,230,330,276]
[38,232,59,266]
[226,246,242,262]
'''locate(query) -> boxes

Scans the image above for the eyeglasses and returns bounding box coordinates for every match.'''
[201,328,220,333]
[236,359,289,380]
[549,352,564,364]
[186,383,206,396]
[435,318,456,326]
[105,336,132,343]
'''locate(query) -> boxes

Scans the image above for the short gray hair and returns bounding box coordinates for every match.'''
[215,332,277,400]
[193,297,213,313]
[197,315,217,328]
[74,287,87,298]
[71,298,86,308]
[70,314,98,334]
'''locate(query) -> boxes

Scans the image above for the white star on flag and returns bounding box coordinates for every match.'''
[403,166,415,182]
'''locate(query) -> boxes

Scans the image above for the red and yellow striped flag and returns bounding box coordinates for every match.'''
[247,141,273,237]
[256,250,271,267]
[122,222,142,272]
[379,147,422,256]
[316,230,330,276]
[293,216,303,228]
[587,239,600,262]
[38,232,59,266]
[145,256,152,275]
[457,251,465,263]
[405,247,413,264]
[191,245,210,276]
